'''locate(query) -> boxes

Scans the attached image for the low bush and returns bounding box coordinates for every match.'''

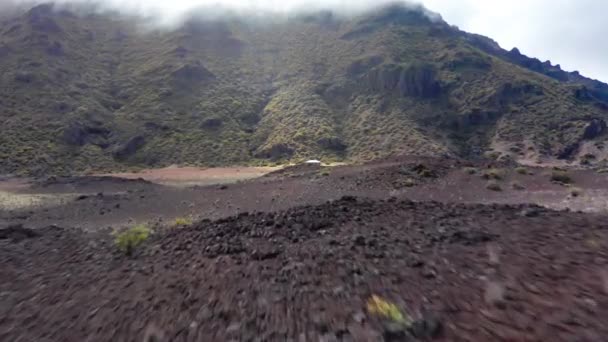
[482,168,504,180]
[115,224,150,256]
[463,167,477,175]
[515,167,528,175]
[367,295,412,326]
[173,217,192,226]
[511,181,525,190]
[550,170,573,184]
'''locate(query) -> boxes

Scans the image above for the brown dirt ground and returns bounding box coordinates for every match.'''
[1,157,608,341]
[95,166,281,187]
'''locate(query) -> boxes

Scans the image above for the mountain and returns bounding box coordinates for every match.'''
[1,2,608,175]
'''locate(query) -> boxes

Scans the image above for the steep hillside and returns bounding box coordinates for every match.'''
[1,2,608,175]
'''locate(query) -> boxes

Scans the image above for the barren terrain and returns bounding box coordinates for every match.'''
[1,157,607,341]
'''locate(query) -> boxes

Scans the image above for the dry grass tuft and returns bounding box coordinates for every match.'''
[482,169,504,180]
[550,170,573,184]
[511,181,525,190]
[486,180,502,191]
[463,167,477,175]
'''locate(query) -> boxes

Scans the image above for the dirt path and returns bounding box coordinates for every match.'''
[96,166,281,187]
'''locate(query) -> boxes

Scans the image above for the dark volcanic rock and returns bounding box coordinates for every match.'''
[1,192,608,341]
[0,224,40,242]
[368,63,441,98]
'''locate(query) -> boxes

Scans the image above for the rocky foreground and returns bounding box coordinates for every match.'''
[1,196,607,341]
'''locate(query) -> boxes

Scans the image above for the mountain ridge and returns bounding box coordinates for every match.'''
[1,2,607,175]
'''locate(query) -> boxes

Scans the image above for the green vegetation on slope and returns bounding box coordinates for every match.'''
[1,3,607,175]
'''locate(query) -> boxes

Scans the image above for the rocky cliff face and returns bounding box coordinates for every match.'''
[367,63,442,98]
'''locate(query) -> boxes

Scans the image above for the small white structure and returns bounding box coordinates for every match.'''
[304,160,322,165]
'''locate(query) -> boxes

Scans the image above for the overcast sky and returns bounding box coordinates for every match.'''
[424,0,608,83]
[7,0,607,82]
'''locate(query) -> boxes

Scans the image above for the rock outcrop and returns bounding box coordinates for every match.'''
[318,137,347,152]
[368,63,441,98]
[255,144,294,161]
[62,123,111,148]
[557,119,606,159]
[171,62,215,83]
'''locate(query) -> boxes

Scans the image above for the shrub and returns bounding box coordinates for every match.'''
[484,151,501,160]
[403,178,415,187]
[115,224,150,256]
[482,168,504,180]
[515,167,528,175]
[550,170,573,184]
[419,169,434,178]
[597,168,608,174]
[173,217,192,226]
[486,180,502,191]
[463,167,477,175]
[367,295,412,326]
[319,170,330,176]
[511,181,525,190]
